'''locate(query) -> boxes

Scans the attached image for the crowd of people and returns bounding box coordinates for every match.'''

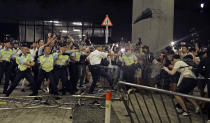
[0,33,210,116]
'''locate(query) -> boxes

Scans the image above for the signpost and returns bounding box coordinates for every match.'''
[101,15,113,44]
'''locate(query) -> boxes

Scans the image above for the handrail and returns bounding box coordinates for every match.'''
[118,81,210,103]
[0,95,120,100]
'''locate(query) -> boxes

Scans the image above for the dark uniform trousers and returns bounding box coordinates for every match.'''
[69,62,80,93]
[6,69,37,96]
[0,61,12,92]
[123,65,135,83]
[89,65,113,93]
[54,65,73,94]
[10,59,18,82]
[37,69,58,95]
[32,63,39,84]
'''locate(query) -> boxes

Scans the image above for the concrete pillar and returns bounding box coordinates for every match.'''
[132,0,174,52]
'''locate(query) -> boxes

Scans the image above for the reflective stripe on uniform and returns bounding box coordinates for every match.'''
[40,54,54,72]
[0,49,13,62]
[75,52,81,62]
[122,55,135,66]
[16,54,31,71]
[55,55,69,66]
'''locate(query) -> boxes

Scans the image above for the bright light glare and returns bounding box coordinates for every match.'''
[73,29,81,32]
[171,41,175,46]
[73,22,82,26]
[53,21,60,23]
[201,3,205,8]
[45,20,60,23]
[121,48,125,52]
[60,30,68,33]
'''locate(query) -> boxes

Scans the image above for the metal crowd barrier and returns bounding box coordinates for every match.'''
[118,81,210,123]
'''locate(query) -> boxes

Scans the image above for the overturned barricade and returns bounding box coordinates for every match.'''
[118,81,210,123]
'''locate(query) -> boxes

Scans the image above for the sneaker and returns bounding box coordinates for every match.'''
[46,87,50,93]
[182,112,190,116]
[195,107,200,114]
[176,107,183,114]
[128,89,135,94]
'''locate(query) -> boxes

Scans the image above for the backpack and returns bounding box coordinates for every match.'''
[182,55,199,77]
[100,58,110,66]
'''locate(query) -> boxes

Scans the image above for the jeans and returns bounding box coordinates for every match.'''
[79,64,86,86]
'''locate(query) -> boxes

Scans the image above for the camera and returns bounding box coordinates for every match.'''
[136,38,142,46]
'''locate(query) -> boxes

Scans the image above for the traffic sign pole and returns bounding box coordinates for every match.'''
[101,15,113,44]
[105,26,109,44]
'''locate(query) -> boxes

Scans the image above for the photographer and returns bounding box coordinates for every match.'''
[162,50,180,91]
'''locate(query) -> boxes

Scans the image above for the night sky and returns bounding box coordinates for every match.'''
[0,0,209,43]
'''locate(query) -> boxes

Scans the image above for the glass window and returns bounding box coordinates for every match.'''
[44,25,52,42]
[26,26,34,42]
[83,28,93,36]
[93,28,104,37]
[54,26,68,36]
[35,26,43,42]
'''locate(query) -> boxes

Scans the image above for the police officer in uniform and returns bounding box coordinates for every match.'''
[70,45,83,93]
[54,45,72,95]
[122,48,137,83]
[36,46,59,95]
[0,40,14,94]
[11,41,21,82]
[6,44,37,96]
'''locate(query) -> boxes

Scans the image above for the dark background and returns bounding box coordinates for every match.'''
[0,0,209,44]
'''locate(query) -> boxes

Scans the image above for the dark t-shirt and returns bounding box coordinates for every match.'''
[198,57,210,78]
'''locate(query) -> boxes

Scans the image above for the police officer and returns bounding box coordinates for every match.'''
[6,44,37,96]
[70,45,84,92]
[122,48,137,83]
[11,41,21,82]
[54,45,72,95]
[0,40,14,94]
[36,46,59,95]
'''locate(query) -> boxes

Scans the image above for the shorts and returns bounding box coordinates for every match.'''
[176,78,197,94]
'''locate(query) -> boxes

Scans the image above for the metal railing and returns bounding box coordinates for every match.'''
[118,81,210,123]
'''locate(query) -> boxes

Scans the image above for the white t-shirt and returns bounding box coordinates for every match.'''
[30,48,38,61]
[174,60,196,86]
[86,50,108,65]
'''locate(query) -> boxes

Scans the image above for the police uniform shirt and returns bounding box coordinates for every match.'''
[122,54,137,66]
[38,53,59,72]
[86,50,108,65]
[0,48,15,62]
[38,53,58,63]
[18,54,33,64]
[55,55,70,66]
[71,51,85,62]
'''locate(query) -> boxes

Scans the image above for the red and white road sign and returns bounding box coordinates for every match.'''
[101,15,113,26]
